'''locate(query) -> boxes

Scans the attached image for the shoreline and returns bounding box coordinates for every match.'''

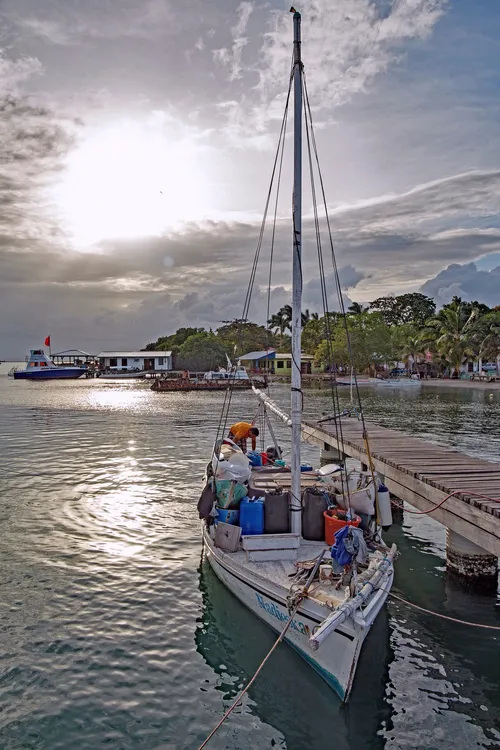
[420,378,500,391]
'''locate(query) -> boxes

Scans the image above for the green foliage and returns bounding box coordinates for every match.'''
[175,333,227,371]
[314,312,392,374]
[142,293,499,376]
[216,319,276,356]
[422,298,479,375]
[369,293,436,327]
[302,312,342,355]
[143,327,205,352]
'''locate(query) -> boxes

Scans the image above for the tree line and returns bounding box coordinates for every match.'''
[143,293,500,375]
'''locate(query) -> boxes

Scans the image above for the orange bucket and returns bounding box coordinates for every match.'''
[324,509,361,546]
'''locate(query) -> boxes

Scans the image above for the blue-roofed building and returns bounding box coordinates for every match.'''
[239,349,276,372]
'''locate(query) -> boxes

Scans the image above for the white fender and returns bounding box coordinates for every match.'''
[376,483,393,530]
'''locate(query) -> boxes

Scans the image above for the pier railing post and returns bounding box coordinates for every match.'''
[446,529,498,591]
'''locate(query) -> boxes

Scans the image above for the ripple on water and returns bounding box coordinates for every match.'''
[0,378,499,749]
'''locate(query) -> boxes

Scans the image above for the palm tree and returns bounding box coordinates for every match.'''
[423,300,479,376]
[268,306,291,346]
[478,314,500,375]
[399,335,424,373]
[347,302,368,315]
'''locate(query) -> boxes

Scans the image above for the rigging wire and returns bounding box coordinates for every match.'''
[211,64,294,455]
[302,73,356,506]
[302,72,379,498]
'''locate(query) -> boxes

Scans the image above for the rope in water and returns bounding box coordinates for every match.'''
[197,596,304,750]
[391,488,500,515]
[387,591,500,631]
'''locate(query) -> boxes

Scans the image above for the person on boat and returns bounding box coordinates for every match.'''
[227,422,259,453]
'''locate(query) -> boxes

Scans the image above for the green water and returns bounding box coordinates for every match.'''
[0,378,499,749]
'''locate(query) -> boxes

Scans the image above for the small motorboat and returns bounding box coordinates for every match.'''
[376,376,421,388]
[12,350,86,380]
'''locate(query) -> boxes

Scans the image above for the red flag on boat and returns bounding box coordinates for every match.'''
[44,335,51,347]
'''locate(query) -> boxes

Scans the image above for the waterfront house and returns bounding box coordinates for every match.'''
[98,351,172,373]
[239,349,319,375]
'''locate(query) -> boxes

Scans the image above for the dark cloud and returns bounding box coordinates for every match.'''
[420,263,500,308]
[0,1,498,357]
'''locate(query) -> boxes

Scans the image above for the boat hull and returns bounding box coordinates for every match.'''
[203,529,393,700]
[13,368,85,380]
[376,379,421,388]
[152,379,266,392]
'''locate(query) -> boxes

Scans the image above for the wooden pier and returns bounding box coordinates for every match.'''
[301,417,500,564]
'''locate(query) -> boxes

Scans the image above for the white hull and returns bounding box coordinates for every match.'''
[203,527,394,701]
[376,378,421,388]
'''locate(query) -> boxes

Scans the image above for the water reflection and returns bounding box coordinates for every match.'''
[195,558,392,750]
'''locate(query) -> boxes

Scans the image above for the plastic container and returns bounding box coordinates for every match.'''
[247,451,263,467]
[324,509,361,546]
[240,497,265,536]
[215,508,240,526]
[300,463,313,472]
[264,491,290,533]
[260,452,269,465]
[274,459,286,468]
[215,480,247,509]
[302,488,331,541]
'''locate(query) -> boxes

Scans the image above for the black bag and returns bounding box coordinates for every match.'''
[197,481,216,520]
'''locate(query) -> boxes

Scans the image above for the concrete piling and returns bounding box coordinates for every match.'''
[446,529,498,591]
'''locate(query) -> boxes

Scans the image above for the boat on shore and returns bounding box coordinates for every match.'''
[152,366,267,392]
[11,350,86,380]
[376,376,421,388]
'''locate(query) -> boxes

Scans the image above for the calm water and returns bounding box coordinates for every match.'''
[0,377,499,750]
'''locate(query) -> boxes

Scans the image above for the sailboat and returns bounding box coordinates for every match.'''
[199,9,397,702]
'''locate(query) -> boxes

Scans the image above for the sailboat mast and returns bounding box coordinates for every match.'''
[290,8,302,535]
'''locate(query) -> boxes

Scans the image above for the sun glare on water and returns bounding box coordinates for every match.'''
[54,121,210,246]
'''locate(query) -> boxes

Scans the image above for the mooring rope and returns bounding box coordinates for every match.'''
[391,488,500,515]
[197,595,305,750]
[387,591,500,631]
[197,551,326,749]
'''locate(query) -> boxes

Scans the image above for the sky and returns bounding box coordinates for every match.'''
[0,0,499,357]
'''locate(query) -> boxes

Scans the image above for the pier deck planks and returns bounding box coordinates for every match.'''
[301,417,500,556]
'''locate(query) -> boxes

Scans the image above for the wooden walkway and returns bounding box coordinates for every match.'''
[301,417,500,558]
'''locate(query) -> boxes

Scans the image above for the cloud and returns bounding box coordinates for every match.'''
[2,0,178,44]
[213,0,446,143]
[420,262,500,308]
[3,165,500,356]
[0,47,77,245]
[0,53,42,92]
[213,1,254,81]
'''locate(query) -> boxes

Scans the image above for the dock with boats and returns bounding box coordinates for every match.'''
[301,416,500,584]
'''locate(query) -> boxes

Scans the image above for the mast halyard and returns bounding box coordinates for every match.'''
[290,7,303,535]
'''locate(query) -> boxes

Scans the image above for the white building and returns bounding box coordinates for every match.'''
[98,351,172,372]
